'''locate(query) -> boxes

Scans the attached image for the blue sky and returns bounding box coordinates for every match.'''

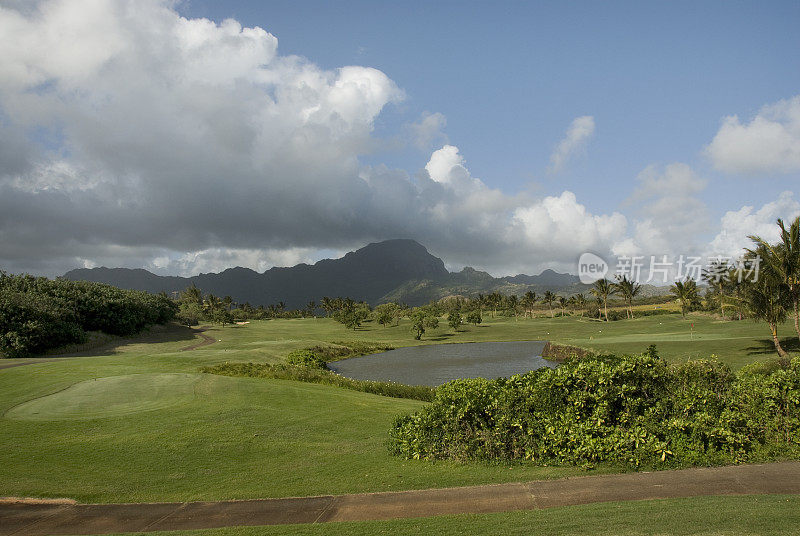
[183,0,800,218]
[0,0,798,277]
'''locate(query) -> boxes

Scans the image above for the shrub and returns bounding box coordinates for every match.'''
[0,271,177,358]
[388,350,800,469]
[284,341,394,368]
[202,362,435,401]
[286,349,328,369]
[0,292,86,357]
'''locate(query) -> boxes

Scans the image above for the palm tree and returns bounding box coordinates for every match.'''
[590,279,615,322]
[558,296,568,316]
[702,259,731,319]
[522,290,537,318]
[321,296,335,317]
[306,300,317,318]
[748,216,800,342]
[740,245,791,357]
[670,278,699,319]
[542,291,556,318]
[489,292,503,317]
[204,293,222,315]
[572,293,587,317]
[614,275,642,319]
[180,283,203,306]
[726,267,746,321]
[508,294,519,320]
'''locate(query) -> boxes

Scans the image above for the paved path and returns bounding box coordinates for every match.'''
[2,462,799,535]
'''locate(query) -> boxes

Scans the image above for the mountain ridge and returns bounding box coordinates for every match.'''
[63,239,667,307]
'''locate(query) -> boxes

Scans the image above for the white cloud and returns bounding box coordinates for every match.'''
[548,115,595,174]
[707,191,800,257]
[618,163,710,257]
[1,1,786,281]
[408,111,447,150]
[706,95,800,175]
[511,191,628,263]
[425,145,471,185]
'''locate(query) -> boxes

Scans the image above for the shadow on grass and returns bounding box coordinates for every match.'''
[745,336,800,356]
[44,323,202,358]
[426,333,456,342]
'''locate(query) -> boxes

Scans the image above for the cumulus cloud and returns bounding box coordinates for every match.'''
[615,163,710,257]
[706,95,800,175]
[408,111,447,150]
[548,116,595,174]
[707,191,800,257]
[511,192,628,262]
[0,1,779,280]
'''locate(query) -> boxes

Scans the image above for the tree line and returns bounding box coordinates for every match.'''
[0,272,177,358]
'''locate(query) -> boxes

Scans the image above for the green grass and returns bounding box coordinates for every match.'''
[0,314,795,503]
[107,495,800,536]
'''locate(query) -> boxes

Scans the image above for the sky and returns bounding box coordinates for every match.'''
[0,0,799,278]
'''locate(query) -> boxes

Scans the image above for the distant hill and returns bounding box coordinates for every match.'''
[63,239,669,307]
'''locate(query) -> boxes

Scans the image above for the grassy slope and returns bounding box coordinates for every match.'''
[108,495,800,536]
[0,314,795,503]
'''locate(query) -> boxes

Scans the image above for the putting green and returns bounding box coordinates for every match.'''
[4,373,204,421]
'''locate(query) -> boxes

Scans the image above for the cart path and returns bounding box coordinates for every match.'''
[179,329,217,351]
[2,462,799,535]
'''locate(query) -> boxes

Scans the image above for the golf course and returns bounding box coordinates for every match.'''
[2,312,799,534]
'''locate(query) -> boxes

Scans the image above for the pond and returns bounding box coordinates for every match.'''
[327,341,555,386]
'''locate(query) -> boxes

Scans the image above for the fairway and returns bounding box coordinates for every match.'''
[0,313,795,504]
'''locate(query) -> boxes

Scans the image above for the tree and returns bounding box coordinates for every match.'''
[212,308,233,327]
[522,290,537,318]
[305,300,317,318]
[558,296,568,317]
[333,301,370,330]
[466,310,482,326]
[614,275,642,319]
[180,284,203,307]
[572,293,587,317]
[702,259,732,319]
[740,246,791,357]
[671,278,699,319]
[448,310,463,331]
[542,291,557,318]
[748,216,800,342]
[203,293,222,316]
[410,309,439,340]
[374,302,401,327]
[488,292,502,317]
[590,279,615,322]
[507,294,519,320]
[320,296,335,317]
[476,294,486,315]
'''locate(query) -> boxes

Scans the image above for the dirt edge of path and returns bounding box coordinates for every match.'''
[179,328,218,351]
[2,461,799,536]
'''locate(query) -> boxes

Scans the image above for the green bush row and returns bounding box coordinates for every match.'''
[286,341,395,368]
[389,347,800,469]
[0,272,177,358]
[201,362,435,402]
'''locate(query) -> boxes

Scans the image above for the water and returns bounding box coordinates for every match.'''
[328,341,555,386]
